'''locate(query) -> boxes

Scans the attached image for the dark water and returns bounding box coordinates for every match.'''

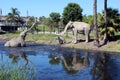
[0,42,120,80]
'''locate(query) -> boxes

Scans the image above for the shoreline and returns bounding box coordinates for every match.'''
[0,34,120,53]
[60,41,120,53]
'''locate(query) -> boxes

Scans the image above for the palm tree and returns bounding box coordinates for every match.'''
[93,0,100,47]
[102,0,108,45]
[6,8,21,31]
[107,8,120,32]
[99,8,120,41]
[6,8,20,24]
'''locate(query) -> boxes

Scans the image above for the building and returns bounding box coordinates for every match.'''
[0,15,20,31]
[0,16,29,32]
[0,9,31,32]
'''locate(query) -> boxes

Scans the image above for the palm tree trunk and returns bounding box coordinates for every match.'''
[93,0,100,47]
[58,25,60,33]
[102,0,108,45]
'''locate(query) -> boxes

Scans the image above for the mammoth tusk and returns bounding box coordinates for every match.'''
[27,22,36,31]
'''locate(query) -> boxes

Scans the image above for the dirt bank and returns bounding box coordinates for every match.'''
[1,34,120,53]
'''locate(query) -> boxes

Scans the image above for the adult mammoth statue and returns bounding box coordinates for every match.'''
[59,21,91,43]
[4,23,36,47]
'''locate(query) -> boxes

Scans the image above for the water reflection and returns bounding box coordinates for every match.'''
[0,50,36,80]
[8,52,29,66]
[48,49,120,80]
[48,55,60,65]
[1,42,120,80]
[5,48,36,67]
[91,52,112,80]
[61,50,90,74]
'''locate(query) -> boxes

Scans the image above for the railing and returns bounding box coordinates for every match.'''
[0,22,17,26]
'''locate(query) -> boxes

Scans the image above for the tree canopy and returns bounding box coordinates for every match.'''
[98,8,120,40]
[6,8,20,24]
[5,8,25,26]
[62,3,83,24]
[49,12,60,23]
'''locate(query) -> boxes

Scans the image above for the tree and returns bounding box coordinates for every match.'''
[97,13,104,26]
[107,8,120,34]
[39,17,54,33]
[98,8,120,41]
[82,15,94,26]
[62,3,83,25]
[6,8,20,25]
[50,12,60,23]
[43,17,54,33]
[50,12,61,32]
[93,0,100,47]
[106,8,120,33]
[58,18,64,32]
[102,0,108,45]
[5,8,25,31]
[39,16,46,23]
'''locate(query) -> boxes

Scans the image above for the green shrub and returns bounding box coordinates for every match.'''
[0,63,35,80]
[117,40,120,44]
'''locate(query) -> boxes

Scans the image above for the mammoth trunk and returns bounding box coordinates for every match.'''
[60,25,69,35]
[4,23,36,47]
[20,22,36,40]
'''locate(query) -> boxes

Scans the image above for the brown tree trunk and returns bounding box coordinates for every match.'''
[93,0,100,47]
[102,0,108,45]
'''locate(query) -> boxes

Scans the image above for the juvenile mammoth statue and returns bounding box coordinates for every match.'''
[59,21,91,43]
[4,23,35,47]
[57,36,66,44]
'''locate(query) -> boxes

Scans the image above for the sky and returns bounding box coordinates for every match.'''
[0,0,120,18]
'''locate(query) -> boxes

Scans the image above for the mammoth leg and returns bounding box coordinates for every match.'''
[72,52,77,65]
[4,41,10,47]
[21,41,26,47]
[85,29,90,43]
[72,29,77,43]
[85,35,89,43]
[83,52,90,66]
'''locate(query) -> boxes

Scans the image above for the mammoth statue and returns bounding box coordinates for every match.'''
[4,23,35,47]
[57,35,66,44]
[59,21,91,43]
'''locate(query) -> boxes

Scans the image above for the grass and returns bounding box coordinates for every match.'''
[0,63,35,80]
[26,33,58,44]
[37,25,59,32]
[2,31,120,80]
[1,31,120,52]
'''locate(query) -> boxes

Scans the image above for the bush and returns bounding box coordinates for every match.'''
[0,63,35,80]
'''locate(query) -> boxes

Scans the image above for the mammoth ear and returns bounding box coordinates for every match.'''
[70,22,74,28]
[69,21,72,23]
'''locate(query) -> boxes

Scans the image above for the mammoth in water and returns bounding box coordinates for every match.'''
[4,23,35,47]
[59,21,91,43]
